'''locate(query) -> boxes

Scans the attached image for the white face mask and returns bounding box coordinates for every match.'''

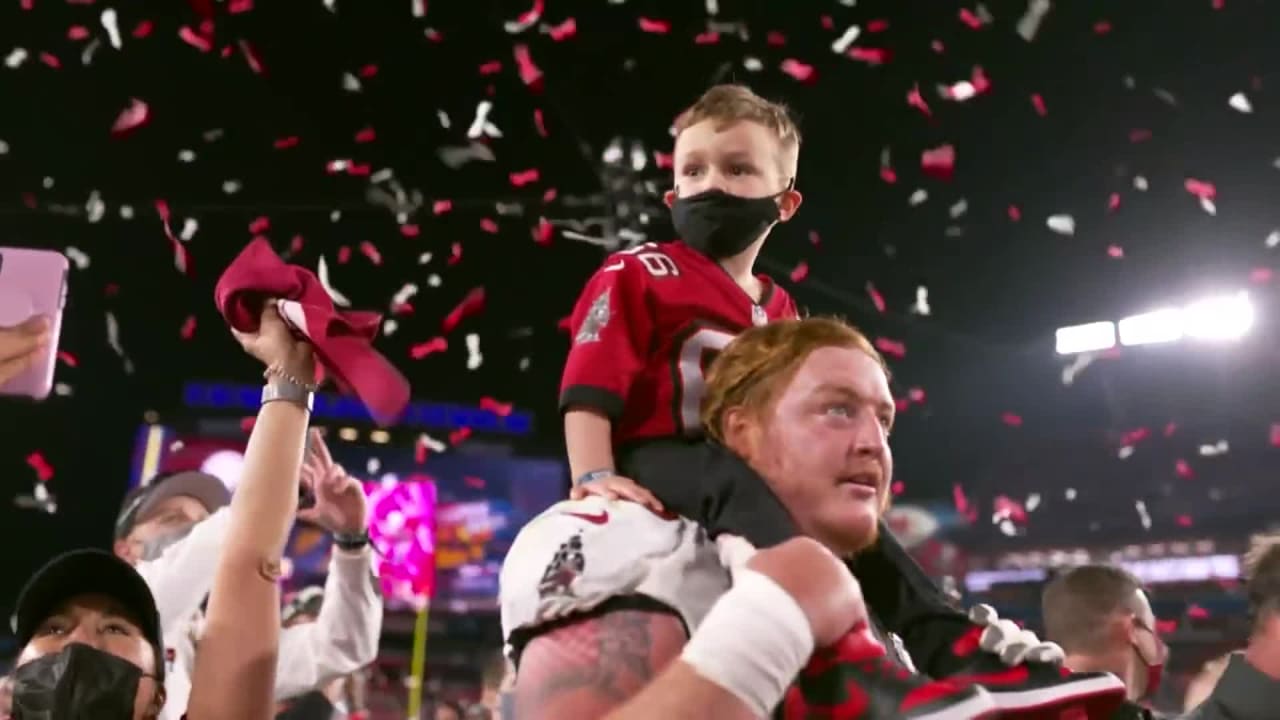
[138,523,196,561]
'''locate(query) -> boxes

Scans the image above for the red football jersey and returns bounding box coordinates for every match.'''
[560,241,799,444]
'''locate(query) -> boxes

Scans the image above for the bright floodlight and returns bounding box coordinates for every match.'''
[1118,308,1184,347]
[1183,291,1254,340]
[1055,321,1116,355]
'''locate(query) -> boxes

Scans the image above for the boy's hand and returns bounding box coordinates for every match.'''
[569,474,664,513]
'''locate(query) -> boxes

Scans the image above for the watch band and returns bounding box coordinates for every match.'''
[334,531,370,551]
[261,380,315,412]
[575,469,615,486]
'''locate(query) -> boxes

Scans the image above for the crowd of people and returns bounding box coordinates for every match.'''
[1,82,1278,718]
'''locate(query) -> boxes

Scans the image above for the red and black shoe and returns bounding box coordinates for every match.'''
[939,625,1127,719]
[782,624,999,719]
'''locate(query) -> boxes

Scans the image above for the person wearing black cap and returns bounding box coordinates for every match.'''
[8,549,167,719]
[110,429,382,720]
[11,299,334,719]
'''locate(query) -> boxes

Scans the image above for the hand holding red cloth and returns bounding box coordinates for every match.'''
[215,238,410,425]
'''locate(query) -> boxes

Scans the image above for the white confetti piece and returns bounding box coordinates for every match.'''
[427,274,441,287]
[392,283,419,307]
[1199,197,1216,216]
[418,432,447,453]
[54,382,72,397]
[178,149,196,162]
[465,333,483,370]
[101,8,123,49]
[466,100,502,139]
[1135,500,1151,529]
[418,252,433,264]
[81,38,102,66]
[1228,92,1252,113]
[949,199,968,219]
[86,190,105,223]
[342,72,362,92]
[519,356,530,371]
[1061,352,1096,385]
[0,139,8,155]
[179,218,199,241]
[831,25,861,54]
[908,189,928,206]
[316,256,353,307]
[742,57,764,72]
[503,3,542,33]
[65,247,90,269]
[1198,440,1229,457]
[42,176,54,189]
[911,286,931,316]
[1133,175,1149,191]
[1046,214,1075,235]
[411,0,426,16]
[1266,230,1279,248]
[366,457,381,475]
[382,318,398,336]
[330,210,342,222]
[1016,0,1051,41]
[5,48,29,69]
[1118,445,1134,460]
[705,0,719,15]
[437,109,452,129]
[1065,487,1077,501]
[105,312,134,373]
[222,180,242,194]
[1025,494,1041,512]
[119,204,134,219]
[1153,88,1178,106]
[945,80,977,102]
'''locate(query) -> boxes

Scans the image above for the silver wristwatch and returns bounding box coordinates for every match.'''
[261,379,314,412]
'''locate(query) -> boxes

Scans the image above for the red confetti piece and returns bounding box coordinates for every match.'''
[355,127,377,143]
[866,283,886,312]
[442,287,486,333]
[1007,205,1022,221]
[879,166,898,184]
[766,31,787,46]
[547,18,576,41]
[178,26,213,53]
[808,230,821,246]
[1030,93,1047,116]
[400,224,420,238]
[480,218,499,233]
[694,31,720,44]
[449,427,473,446]
[240,416,256,433]
[1175,458,1194,479]
[780,59,817,84]
[1001,412,1023,427]
[479,397,514,416]
[533,217,554,246]
[1269,423,1280,447]
[907,85,932,116]
[1107,245,1124,259]
[478,60,503,75]
[448,242,463,266]
[891,481,905,495]
[867,19,890,32]
[1108,193,1121,212]
[993,495,1028,524]
[1249,267,1272,284]
[1121,427,1150,446]
[1186,604,1210,620]
[637,17,671,34]
[789,261,809,282]
[133,20,154,38]
[56,351,77,368]
[510,168,540,187]
[111,99,151,136]
[289,235,304,253]
[873,337,906,358]
[847,47,890,64]
[921,144,956,180]
[180,316,197,339]
[249,216,270,234]
[409,337,448,359]
[239,40,265,74]
[952,483,978,523]
[1129,129,1153,143]
[68,26,90,40]
[1176,515,1193,527]
[337,246,352,263]
[533,108,549,137]
[1164,422,1178,437]
[513,44,544,90]
[358,241,383,265]
[958,8,984,29]
[154,200,190,274]
[27,452,54,482]
[38,52,61,69]
[358,64,378,78]
[1184,178,1217,200]
[1094,21,1113,35]
[274,136,300,149]
[414,437,429,464]
[464,476,487,489]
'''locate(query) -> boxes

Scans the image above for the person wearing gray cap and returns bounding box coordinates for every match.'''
[109,428,383,720]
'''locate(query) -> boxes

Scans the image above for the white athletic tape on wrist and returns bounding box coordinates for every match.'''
[680,569,814,718]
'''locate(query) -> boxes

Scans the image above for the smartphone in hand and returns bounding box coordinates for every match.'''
[0,248,68,400]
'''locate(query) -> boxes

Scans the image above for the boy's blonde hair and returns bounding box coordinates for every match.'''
[674,84,801,181]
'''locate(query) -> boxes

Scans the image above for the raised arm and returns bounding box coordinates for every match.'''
[188,302,315,720]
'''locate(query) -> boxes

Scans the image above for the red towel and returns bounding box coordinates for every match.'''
[215,238,410,425]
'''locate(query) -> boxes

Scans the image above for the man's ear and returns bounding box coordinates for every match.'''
[720,406,757,456]
[148,685,167,717]
[663,188,676,208]
[112,538,136,565]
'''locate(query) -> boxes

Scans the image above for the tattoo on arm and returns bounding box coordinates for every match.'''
[516,609,686,717]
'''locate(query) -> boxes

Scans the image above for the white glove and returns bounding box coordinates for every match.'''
[969,604,1065,666]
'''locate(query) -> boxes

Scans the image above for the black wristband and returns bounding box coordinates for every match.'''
[333,531,370,551]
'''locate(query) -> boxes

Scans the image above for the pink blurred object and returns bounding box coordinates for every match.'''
[364,476,438,606]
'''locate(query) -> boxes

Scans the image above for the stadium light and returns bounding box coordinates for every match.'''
[1118,308,1184,347]
[1055,291,1256,355]
[1055,321,1116,355]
